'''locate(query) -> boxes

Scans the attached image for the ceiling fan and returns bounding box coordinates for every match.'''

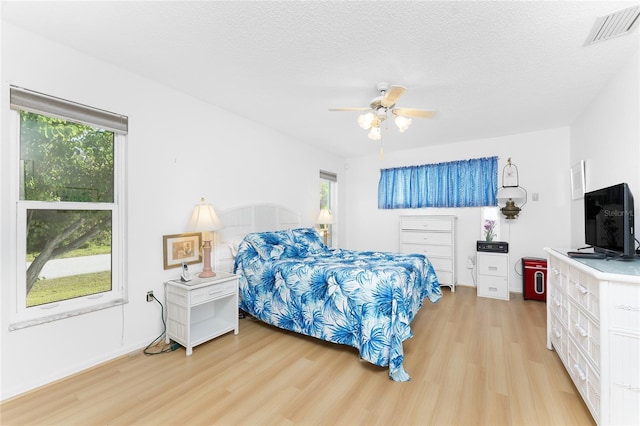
[329,82,436,140]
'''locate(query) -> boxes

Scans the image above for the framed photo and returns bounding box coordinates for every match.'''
[571,160,585,200]
[163,233,202,269]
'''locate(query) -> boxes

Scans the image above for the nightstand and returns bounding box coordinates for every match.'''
[165,272,239,356]
[476,252,509,300]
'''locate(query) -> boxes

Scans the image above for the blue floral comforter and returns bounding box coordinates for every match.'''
[234,228,442,381]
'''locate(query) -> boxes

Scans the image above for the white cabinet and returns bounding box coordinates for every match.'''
[545,248,640,425]
[476,252,509,300]
[400,215,456,292]
[165,272,239,356]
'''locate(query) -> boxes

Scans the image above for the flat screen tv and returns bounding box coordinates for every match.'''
[584,182,636,259]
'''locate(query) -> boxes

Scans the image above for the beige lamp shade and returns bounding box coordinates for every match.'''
[188,198,222,232]
[316,208,335,225]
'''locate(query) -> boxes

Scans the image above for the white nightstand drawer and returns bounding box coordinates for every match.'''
[477,275,508,300]
[401,231,451,245]
[477,253,508,277]
[191,281,236,304]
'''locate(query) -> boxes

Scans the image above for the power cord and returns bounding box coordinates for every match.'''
[143,293,180,355]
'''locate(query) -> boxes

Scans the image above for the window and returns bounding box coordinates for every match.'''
[319,170,337,247]
[9,87,128,328]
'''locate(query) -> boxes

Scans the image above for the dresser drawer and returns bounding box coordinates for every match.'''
[549,259,569,293]
[401,218,452,231]
[401,231,451,245]
[477,253,509,277]
[191,280,236,305]
[609,282,640,332]
[569,300,601,368]
[400,243,452,257]
[548,285,569,327]
[568,271,600,319]
[434,270,453,285]
[549,312,568,360]
[429,257,453,272]
[567,338,601,421]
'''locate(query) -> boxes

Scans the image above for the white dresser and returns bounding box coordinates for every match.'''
[400,215,456,292]
[476,252,510,300]
[545,248,640,425]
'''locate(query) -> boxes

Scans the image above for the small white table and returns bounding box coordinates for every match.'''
[165,272,239,356]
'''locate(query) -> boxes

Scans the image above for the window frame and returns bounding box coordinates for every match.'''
[8,91,128,330]
[319,170,337,248]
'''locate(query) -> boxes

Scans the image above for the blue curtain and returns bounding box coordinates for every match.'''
[378,156,498,209]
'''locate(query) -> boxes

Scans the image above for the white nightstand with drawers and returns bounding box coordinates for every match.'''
[165,272,239,356]
[476,251,509,300]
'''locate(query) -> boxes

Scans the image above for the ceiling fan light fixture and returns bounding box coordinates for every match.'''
[395,115,412,132]
[368,125,381,140]
[358,112,374,129]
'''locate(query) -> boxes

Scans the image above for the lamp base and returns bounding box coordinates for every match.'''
[199,239,216,278]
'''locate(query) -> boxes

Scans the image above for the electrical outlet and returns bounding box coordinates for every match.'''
[146,291,154,302]
[466,256,476,269]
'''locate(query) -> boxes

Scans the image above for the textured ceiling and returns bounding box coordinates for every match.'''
[2,1,639,158]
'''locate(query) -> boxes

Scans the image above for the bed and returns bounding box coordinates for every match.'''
[232,226,442,381]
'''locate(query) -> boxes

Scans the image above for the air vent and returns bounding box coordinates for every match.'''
[584,5,640,46]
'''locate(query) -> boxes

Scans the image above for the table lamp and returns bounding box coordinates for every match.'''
[188,198,222,277]
[316,208,335,246]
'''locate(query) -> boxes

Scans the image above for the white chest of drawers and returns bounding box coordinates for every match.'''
[165,272,239,356]
[545,248,640,425]
[476,251,510,300]
[400,215,456,292]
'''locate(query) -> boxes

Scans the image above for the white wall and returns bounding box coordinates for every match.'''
[570,50,640,248]
[0,23,345,400]
[344,128,572,291]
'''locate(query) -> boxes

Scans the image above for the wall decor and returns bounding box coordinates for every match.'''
[570,160,585,200]
[163,232,202,269]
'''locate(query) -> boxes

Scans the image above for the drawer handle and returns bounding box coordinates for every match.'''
[554,297,561,307]
[553,327,562,338]
[574,324,588,337]
[615,304,640,312]
[574,283,588,295]
[552,267,560,276]
[488,266,498,271]
[574,364,586,381]
[208,289,224,295]
[613,383,640,392]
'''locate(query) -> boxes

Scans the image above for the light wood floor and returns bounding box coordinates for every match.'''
[1,286,595,426]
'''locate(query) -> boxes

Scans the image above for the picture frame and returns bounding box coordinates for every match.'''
[570,160,585,200]
[163,233,202,269]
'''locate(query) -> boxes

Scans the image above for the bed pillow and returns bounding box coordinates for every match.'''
[243,230,294,260]
[291,227,328,255]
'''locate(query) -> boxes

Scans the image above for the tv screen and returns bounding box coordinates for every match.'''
[584,182,636,258]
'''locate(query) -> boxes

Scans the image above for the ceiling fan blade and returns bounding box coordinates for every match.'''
[381,85,406,108]
[329,107,371,112]
[392,108,436,118]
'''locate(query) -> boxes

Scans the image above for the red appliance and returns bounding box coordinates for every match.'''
[522,257,547,301]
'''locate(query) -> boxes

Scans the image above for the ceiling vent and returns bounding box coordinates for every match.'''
[584,5,640,46]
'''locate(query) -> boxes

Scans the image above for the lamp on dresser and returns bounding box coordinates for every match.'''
[316,208,335,246]
[188,197,222,277]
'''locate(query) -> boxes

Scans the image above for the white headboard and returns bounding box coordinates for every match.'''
[214,203,300,272]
